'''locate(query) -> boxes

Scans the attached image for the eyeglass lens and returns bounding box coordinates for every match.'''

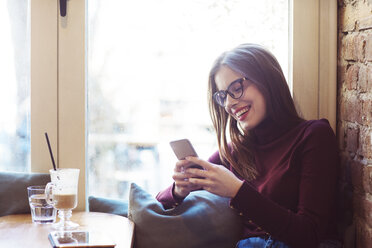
[214,78,244,107]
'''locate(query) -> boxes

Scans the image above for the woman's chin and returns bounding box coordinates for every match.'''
[239,122,251,132]
[239,120,259,132]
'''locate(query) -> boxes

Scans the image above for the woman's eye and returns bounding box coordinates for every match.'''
[230,85,242,93]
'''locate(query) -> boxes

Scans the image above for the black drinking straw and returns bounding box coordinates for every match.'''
[45,132,57,171]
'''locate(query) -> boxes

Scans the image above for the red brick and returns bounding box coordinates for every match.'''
[359,16,372,30]
[346,126,359,152]
[368,65,372,90]
[344,95,362,123]
[359,128,372,158]
[350,160,372,194]
[339,95,347,120]
[342,34,357,61]
[361,99,372,125]
[351,160,364,192]
[355,217,372,248]
[345,64,359,90]
[340,153,354,182]
[353,194,372,227]
[366,33,372,61]
[355,34,366,61]
[358,65,368,92]
[363,165,372,194]
[339,6,356,33]
[337,64,347,87]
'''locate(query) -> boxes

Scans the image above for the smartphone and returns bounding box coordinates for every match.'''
[48,231,116,248]
[169,139,203,170]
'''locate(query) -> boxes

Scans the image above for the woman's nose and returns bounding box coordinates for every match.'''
[224,94,238,108]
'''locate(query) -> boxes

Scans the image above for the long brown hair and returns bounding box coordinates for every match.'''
[208,44,303,180]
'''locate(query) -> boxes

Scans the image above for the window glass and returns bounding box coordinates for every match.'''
[87,0,288,198]
[0,0,31,172]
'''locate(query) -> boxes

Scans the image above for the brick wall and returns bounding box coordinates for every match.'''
[338,0,372,247]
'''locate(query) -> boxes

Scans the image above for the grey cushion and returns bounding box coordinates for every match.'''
[88,196,128,217]
[0,171,50,217]
[128,183,243,248]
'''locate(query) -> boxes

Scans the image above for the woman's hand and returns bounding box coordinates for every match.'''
[185,156,243,198]
[172,159,202,198]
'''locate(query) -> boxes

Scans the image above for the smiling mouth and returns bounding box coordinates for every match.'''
[235,105,251,118]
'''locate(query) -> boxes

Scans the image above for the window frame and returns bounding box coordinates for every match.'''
[30,0,337,210]
[31,0,86,210]
[31,0,58,173]
[291,0,337,130]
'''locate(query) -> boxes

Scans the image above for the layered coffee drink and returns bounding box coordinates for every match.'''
[46,168,80,230]
[54,194,77,210]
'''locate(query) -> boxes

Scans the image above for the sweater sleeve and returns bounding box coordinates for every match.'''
[230,120,339,248]
[155,183,185,209]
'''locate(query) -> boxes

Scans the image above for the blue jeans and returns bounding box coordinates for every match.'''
[236,237,290,248]
[236,237,343,248]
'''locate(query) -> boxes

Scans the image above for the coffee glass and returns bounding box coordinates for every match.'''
[45,168,80,230]
[27,185,57,223]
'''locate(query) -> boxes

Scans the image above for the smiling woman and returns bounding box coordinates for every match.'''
[157,44,341,248]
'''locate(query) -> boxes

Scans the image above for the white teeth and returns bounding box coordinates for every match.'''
[236,106,251,117]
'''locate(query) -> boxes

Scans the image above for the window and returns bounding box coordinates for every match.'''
[0,0,31,172]
[87,0,289,198]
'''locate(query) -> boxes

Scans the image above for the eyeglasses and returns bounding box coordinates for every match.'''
[213,77,247,107]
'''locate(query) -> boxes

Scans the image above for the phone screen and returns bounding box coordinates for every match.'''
[48,231,116,248]
[169,139,198,160]
[170,139,203,170]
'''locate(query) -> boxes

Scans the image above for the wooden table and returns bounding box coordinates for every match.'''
[0,211,134,248]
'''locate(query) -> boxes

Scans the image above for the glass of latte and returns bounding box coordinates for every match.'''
[45,168,80,230]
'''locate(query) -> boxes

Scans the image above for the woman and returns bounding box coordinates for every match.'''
[156,44,340,248]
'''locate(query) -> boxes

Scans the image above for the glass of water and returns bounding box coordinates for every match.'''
[27,185,56,223]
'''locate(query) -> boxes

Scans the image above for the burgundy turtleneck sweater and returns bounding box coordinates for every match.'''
[156,119,339,248]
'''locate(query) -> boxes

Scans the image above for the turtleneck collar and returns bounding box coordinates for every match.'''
[249,117,300,145]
